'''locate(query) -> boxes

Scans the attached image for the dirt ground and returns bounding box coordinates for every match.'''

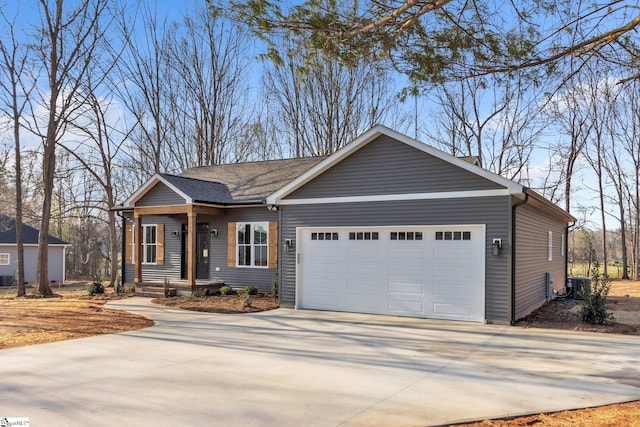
[150,292,280,313]
[1,279,639,426]
[0,288,153,349]
[516,279,640,334]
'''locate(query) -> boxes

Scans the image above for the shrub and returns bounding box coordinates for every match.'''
[88,282,105,296]
[115,277,124,295]
[127,285,136,293]
[219,285,232,295]
[271,274,279,299]
[242,285,258,296]
[579,260,614,325]
[192,288,208,297]
[241,292,253,308]
[163,277,171,298]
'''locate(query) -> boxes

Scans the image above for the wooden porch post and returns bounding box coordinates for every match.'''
[187,211,197,289]
[133,212,142,284]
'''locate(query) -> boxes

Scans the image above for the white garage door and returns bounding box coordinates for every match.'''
[297,225,485,322]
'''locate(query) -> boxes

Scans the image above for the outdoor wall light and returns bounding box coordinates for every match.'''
[284,239,293,253]
[172,230,180,238]
[210,228,219,237]
[492,238,502,256]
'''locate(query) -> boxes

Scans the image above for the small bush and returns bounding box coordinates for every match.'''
[242,285,258,296]
[271,274,279,299]
[115,277,124,294]
[219,285,232,295]
[88,282,105,296]
[192,288,208,297]
[163,277,171,298]
[127,285,136,293]
[579,260,614,325]
[241,292,253,308]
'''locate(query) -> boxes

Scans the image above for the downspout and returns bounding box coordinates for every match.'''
[278,206,283,307]
[117,211,126,284]
[511,189,529,325]
[565,220,576,286]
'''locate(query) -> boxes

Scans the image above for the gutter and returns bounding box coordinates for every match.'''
[511,189,529,326]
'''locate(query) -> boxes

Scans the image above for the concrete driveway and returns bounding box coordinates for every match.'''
[1,298,639,426]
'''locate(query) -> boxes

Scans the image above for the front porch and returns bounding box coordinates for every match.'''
[130,204,223,289]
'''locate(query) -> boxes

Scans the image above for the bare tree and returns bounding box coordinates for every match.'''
[264,42,403,156]
[425,73,543,180]
[0,8,37,296]
[611,78,640,280]
[28,0,111,296]
[166,5,252,167]
[112,2,177,181]
[64,75,130,287]
[544,78,593,215]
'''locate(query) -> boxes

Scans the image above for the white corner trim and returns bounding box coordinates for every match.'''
[277,189,511,205]
[266,125,523,204]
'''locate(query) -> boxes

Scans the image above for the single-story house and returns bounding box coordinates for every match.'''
[0,214,69,286]
[118,125,575,324]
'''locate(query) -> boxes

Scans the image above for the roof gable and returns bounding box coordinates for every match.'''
[0,215,68,245]
[267,125,523,204]
[285,134,504,200]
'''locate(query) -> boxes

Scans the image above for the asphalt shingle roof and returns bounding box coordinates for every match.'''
[159,174,235,205]
[0,214,68,245]
[179,157,326,203]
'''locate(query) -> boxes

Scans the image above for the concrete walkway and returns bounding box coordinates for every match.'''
[1,297,639,426]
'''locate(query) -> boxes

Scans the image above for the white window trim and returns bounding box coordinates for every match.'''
[236,222,268,269]
[561,233,565,257]
[142,224,158,265]
[0,253,9,265]
[548,231,553,261]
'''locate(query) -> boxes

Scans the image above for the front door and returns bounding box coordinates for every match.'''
[181,223,210,280]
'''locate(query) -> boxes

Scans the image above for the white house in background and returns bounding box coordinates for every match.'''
[0,214,68,286]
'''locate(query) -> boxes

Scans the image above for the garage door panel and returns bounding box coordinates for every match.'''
[388,265,425,277]
[388,248,424,261]
[346,279,381,292]
[433,283,475,298]
[434,301,476,317]
[388,281,424,294]
[388,298,424,315]
[346,296,383,312]
[298,225,485,322]
[434,266,474,280]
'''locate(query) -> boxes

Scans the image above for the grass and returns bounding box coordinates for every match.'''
[568,262,635,279]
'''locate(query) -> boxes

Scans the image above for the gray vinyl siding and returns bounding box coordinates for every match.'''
[514,202,568,320]
[288,135,502,199]
[280,196,511,322]
[0,245,65,283]
[139,216,182,282]
[207,207,279,291]
[137,182,186,206]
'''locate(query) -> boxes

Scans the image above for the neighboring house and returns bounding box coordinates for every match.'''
[118,125,575,324]
[0,214,69,285]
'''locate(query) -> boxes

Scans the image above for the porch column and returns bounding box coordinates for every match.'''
[133,212,142,284]
[187,211,197,288]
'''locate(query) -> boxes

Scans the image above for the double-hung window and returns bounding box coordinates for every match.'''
[142,224,157,264]
[0,253,9,265]
[237,222,268,267]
